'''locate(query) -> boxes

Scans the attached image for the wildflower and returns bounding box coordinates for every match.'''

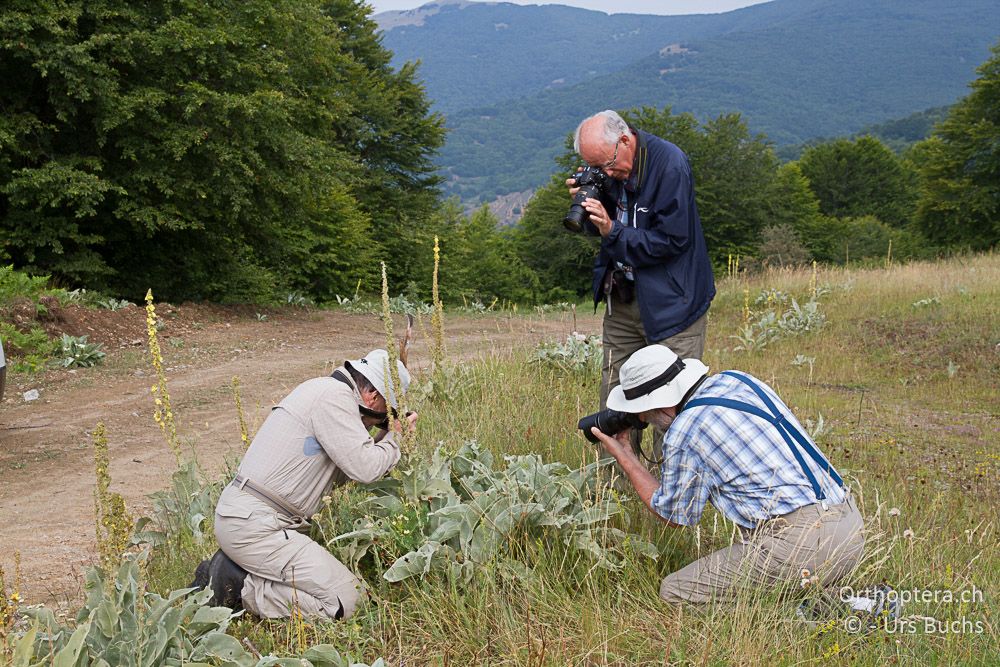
[903,528,915,540]
[146,290,181,464]
[888,507,901,517]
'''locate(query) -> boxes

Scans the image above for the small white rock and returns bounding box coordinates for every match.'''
[23,389,40,402]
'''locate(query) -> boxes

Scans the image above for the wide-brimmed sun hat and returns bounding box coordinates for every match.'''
[606,345,709,413]
[345,349,410,408]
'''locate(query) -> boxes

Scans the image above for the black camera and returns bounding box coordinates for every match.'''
[564,166,613,232]
[578,409,647,443]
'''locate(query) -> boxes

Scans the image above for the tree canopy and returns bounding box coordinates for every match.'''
[797,136,919,228]
[0,0,444,301]
[915,40,1000,250]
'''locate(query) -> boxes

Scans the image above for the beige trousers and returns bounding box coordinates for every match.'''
[660,496,865,604]
[599,295,708,452]
[214,487,363,620]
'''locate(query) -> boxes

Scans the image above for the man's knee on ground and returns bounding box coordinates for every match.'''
[659,573,695,605]
[335,585,362,620]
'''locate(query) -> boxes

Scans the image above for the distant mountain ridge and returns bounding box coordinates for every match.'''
[377,0,809,114]
[376,0,1000,205]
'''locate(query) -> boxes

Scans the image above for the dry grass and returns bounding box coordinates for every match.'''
[98,253,1000,664]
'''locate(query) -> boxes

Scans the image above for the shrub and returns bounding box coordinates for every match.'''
[757,224,812,268]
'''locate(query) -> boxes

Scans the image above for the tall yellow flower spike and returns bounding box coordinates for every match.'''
[232,376,251,449]
[145,289,181,465]
[381,263,412,457]
[431,236,445,373]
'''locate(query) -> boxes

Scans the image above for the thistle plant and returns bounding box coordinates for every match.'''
[145,289,181,465]
[232,375,250,449]
[431,236,445,373]
[93,422,133,578]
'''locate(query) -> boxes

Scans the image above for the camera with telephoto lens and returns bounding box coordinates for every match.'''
[578,408,647,443]
[564,166,613,232]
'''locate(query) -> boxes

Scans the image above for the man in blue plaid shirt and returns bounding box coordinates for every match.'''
[589,345,864,604]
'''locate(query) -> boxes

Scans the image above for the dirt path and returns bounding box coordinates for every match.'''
[0,307,598,607]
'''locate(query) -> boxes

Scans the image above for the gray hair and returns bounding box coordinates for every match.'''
[573,110,629,154]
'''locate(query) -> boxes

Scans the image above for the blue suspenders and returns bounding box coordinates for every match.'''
[683,371,844,502]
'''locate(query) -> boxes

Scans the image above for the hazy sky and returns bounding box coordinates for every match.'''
[369,1,773,16]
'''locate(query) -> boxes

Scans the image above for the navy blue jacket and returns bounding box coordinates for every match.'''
[589,130,715,341]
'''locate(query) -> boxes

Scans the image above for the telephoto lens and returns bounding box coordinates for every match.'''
[564,185,598,232]
[578,409,647,443]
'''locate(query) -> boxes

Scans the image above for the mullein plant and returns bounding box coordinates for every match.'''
[93,422,133,580]
[431,236,445,374]
[145,289,181,465]
[380,262,412,458]
[232,376,251,449]
[0,552,22,657]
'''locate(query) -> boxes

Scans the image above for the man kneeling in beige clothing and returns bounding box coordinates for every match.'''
[192,348,416,620]
[588,345,863,604]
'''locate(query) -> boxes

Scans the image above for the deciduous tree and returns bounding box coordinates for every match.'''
[915,40,1000,250]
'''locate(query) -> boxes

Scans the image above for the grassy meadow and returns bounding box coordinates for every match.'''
[8,254,998,666]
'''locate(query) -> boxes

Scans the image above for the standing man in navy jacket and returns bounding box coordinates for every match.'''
[568,109,715,449]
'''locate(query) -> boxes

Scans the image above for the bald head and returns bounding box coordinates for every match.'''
[574,110,629,154]
[573,110,634,180]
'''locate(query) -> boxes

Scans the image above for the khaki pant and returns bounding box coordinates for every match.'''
[660,496,865,604]
[599,295,708,450]
[214,486,363,620]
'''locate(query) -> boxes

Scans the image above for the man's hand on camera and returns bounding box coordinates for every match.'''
[565,176,580,197]
[582,198,613,236]
[590,426,635,462]
[390,410,418,435]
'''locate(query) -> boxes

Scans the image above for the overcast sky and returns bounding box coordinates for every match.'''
[369,1,773,16]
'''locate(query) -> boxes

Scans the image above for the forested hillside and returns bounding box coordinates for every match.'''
[378,0,1000,205]
[377,0,812,114]
[1,1,997,312]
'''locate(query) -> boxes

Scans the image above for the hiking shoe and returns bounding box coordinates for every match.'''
[842,583,903,631]
[190,557,211,590]
[201,549,249,611]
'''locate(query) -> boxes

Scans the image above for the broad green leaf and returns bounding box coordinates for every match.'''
[12,621,39,667]
[575,504,619,525]
[95,599,119,638]
[189,631,252,664]
[52,621,90,667]
[188,605,235,634]
[301,644,348,666]
[384,541,441,582]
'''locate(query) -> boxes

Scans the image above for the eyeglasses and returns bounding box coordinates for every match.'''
[600,138,622,170]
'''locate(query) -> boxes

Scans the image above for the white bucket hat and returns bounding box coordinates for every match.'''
[606,345,709,413]
[345,349,410,409]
